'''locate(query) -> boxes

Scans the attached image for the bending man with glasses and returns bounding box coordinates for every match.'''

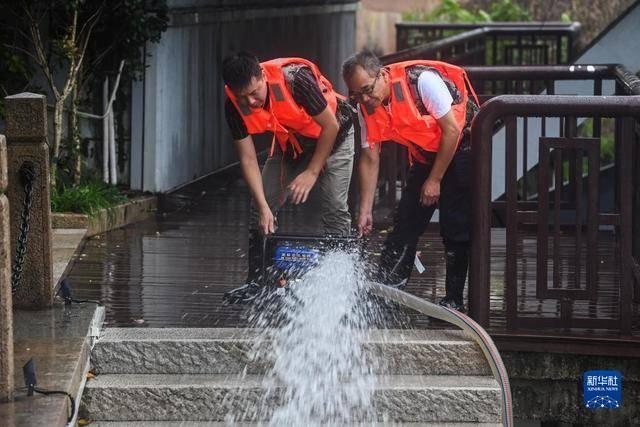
[342,50,479,311]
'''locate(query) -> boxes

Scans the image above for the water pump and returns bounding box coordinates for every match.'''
[261,234,359,290]
[224,234,359,303]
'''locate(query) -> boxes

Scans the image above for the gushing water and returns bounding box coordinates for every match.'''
[246,249,380,425]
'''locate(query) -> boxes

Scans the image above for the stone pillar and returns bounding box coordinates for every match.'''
[0,134,14,402]
[5,93,53,309]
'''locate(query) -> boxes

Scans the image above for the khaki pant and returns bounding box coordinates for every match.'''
[251,128,355,236]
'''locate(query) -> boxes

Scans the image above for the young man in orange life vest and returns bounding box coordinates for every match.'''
[222,52,355,302]
[342,51,479,311]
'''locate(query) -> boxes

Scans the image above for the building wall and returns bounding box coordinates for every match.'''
[573,0,640,72]
[131,0,357,192]
[356,0,439,55]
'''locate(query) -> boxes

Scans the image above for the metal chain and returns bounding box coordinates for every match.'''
[11,162,35,294]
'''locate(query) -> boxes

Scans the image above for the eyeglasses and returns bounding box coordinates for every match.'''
[349,71,380,102]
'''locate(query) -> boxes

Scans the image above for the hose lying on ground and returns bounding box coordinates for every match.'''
[367,282,513,427]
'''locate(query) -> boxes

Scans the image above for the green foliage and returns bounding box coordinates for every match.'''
[0,25,36,118]
[0,0,169,186]
[560,12,572,23]
[403,0,531,23]
[488,0,531,22]
[578,118,615,165]
[83,0,169,83]
[51,180,128,216]
[55,136,84,188]
[0,0,168,89]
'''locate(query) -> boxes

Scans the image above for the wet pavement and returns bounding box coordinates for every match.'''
[65,168,446,328]
[0,302,103,426]
[67,170,252,328]
[66,167,637,337]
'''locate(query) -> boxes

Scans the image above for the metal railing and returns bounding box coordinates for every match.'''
[374,20,640,351]
[469,72,640,351]
[397,21,580,47]
[466,64,625,99]
[465,64,637,217]
[395,21,581,66]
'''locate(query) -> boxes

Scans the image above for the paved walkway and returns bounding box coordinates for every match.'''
[66,167,634,337]
[0,220,99,426]
[66,169,450,328]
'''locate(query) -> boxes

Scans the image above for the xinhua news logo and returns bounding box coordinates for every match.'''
[583,370,622,409]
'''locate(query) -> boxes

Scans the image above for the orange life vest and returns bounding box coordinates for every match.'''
[360,60,479,163]
[225,57,339,157]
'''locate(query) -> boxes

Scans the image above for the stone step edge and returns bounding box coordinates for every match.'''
[85,374,501,390]
[90,422,503,427]
[97,327,476,345]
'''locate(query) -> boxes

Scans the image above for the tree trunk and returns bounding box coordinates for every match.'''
[71,83,82,185]
[51,99,65,187]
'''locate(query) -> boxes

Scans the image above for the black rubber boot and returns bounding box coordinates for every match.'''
[224,230,265,303]
[377,242,415,290]
[439,241,469,311]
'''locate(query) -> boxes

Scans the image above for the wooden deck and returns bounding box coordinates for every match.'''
[68,168,640,352]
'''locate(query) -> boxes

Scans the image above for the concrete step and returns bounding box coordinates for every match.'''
[91,422,503,426]
[92,328,491,376]
[52,227,86,288]
[81,374,502,423]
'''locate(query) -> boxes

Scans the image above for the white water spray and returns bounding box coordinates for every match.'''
[248,250,379,425]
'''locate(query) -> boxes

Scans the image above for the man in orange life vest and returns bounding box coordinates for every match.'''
[222,52,355,302]
[342,51,479,311]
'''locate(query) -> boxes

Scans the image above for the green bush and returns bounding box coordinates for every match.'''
[51,181,128,216]
[578,118,615,165]
[403,0,531,23]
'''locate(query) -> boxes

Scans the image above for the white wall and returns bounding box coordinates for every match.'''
[131,1,358,192]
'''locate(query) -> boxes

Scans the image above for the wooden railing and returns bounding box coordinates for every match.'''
[468,68,640,354]
[374,20,640,352]
[395,21,581,65]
